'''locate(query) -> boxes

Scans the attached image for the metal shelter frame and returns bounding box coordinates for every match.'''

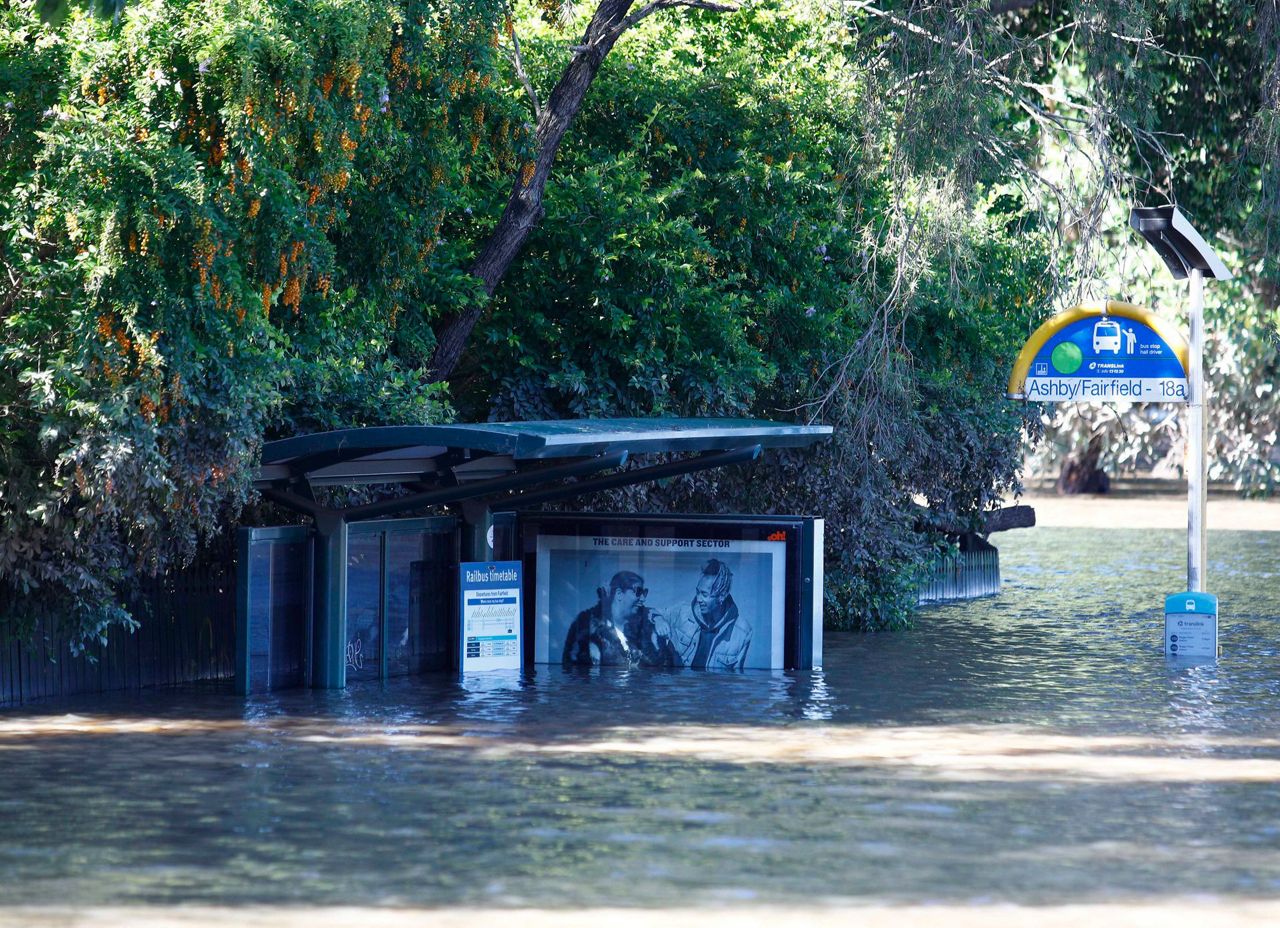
[252,418,833,687]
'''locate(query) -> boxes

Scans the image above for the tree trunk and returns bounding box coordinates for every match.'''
[1056,435,1111,494]
[428,0,640,382]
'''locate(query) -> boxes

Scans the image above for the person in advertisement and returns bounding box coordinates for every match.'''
[665,558,751,671]
[562,571,678,667]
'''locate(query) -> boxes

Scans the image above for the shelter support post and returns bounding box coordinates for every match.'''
[234,528,253,696]
[312,513,348,689]
[460,501,494,562]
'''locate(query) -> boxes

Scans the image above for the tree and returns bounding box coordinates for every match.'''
[825,0,1279,497]
[426,0,738,381]
[6,0,1275,646]
[1023,0,1280,494]
[0,0,515,645]
[468,2,1050,628]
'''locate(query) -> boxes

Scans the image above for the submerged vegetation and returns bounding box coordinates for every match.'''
[1,0,1276,644]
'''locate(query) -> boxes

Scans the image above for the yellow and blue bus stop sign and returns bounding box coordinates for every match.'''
[1007,301,1189,404]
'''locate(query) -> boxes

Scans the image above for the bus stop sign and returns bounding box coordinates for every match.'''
[1165,591,1218,659]
[1007,302,1189,404]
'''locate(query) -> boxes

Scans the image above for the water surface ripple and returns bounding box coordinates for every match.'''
[2,526,1279,912]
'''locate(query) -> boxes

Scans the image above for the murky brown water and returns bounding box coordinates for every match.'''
[1,526,1278,925]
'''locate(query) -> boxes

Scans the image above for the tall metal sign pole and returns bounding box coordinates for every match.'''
[1187,266,1207,591]
[1129,206,1232,658]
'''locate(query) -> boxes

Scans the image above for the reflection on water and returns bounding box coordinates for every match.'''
[1,527,1279,918]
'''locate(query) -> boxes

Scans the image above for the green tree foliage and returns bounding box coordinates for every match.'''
[8,0,1270,645]
[1008,0,1280,493]
[834,0,1277,494]
[0,0,523,646]
[478,5,862,419]
[471,3,1048,628]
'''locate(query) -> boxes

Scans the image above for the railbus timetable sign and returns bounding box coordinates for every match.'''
[1006,301,1190,404]
[459,561,523,671]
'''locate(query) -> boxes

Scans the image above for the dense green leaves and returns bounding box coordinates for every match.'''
[0,0,518,646]
[481,10,860,419]
[472,4,1048,628]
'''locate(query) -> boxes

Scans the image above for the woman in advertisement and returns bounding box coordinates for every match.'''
[562,571,679,667]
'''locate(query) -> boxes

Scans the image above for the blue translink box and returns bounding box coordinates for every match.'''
[1164,592,1218,659]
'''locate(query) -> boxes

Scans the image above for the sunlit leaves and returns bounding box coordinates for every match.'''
[0,0,519,646]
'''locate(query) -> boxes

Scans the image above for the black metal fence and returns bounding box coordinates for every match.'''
[0,561,236,708]
[917,534,1001,604]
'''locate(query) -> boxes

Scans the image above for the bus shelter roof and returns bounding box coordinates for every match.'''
[254,418,832,522]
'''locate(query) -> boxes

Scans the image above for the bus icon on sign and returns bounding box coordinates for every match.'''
[1035,362,1048,376]
[1092,319,1123,354]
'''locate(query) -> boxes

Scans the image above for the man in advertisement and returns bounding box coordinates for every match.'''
[562,571,678,667]
[665,558,751,671]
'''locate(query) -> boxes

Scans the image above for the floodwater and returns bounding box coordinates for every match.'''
[2,526,1279,927]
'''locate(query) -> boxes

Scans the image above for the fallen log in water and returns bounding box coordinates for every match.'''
[917,504,1036,537]
[978,504,1036,534]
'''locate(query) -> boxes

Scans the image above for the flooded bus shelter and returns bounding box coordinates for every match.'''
[240,418,832,693]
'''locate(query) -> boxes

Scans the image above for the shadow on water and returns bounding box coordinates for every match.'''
[1,527,1279,911]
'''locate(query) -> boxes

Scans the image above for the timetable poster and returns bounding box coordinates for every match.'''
[459,561,522,671]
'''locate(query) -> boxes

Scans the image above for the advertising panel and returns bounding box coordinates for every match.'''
[533,533,786,670]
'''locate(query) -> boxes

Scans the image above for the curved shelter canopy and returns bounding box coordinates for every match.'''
[255,418,833,521]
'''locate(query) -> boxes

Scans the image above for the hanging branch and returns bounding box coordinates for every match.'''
[506,10,542,122]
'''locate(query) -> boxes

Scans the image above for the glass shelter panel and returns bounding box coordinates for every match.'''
[345,533,383,682]
[237,526,312,695]
[412,530,456,672]
[383,533,416,677]
[348,518,457,681]
[385,533,443,675]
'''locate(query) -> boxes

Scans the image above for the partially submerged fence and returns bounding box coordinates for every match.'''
[916,507,1034,605]
[917,534,1001,604]
[0,561,235,708]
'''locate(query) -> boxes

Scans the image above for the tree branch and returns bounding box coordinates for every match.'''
[429,0,640,381]
[506,12,541,122]
[988,0,1035,14]
[613,0,738,37]
[427,0,738,382]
